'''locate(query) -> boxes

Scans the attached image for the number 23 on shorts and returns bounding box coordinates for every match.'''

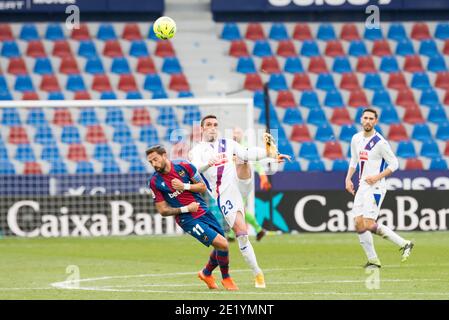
[220,200,233,215]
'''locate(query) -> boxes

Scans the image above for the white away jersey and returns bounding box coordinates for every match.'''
[350,131,399,188]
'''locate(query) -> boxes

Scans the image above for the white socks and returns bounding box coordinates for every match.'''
[376,224,407,247]
[237,234,262,276]
[358,231,378,260]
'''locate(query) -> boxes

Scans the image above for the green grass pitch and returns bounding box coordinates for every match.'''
[0,232,448,300]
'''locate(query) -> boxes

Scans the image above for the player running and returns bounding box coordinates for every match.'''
[146,145,238,291]
[188,115,290,288]
[345,108,414,268]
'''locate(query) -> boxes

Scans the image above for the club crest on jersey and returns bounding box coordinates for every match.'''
[178,170,186,177]
[359,150,369,161]
[203,235,209,242]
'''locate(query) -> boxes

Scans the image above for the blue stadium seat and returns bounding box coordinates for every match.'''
[428,55,447,72]
[269,23,289,41]
[339,124,358,142]
[100,91,117,100]
[316,73,336,91]
[148,23,160,41]
[34,125,55,144]
[102,160,121,174]
[354,107,365,121]
[1,41,20,58]
[252,40,272,57]
[429,157,448,170]
[78,108,99,126]
[284,57,304,73]
[332,159,349,171]
[283,160,301,172]
[221,23,241,41]
[258,105,280,126]
[19,24,39,41]
[27,108,47,126]
[315,123,335,142]
[364,26,383,41]
[61,126,81,144]
[0,91,13,101]
[76,161,94,174]
[152,90,168,99]
[363,73,383,90]
[49,161,68,174]
[324,90,344,108]
[428,106,448,124]
[113,124,133,144]
[129,159,147,173]
[395,39,415,56]
[66,75,86,91]
[420,140,441,159]
[436,122,449,140]
[15,144,35,162]
[348,40,368,57]
[139,125,159,144]
[93,144,114,161]
[268,73,288,91]
[419,39,439,57]
[143,74,163,92]
[78,41,98,58]
[129,41,149,57]
[48,92,65,100]
[411,72,431,90]
[253,91,264,108]
[332,56,352,73]
[300,91,320,109]
[0,145,8,160]
[411,124,432,142]
[111,57,131,74]
[0,76,8,92]
[380,107,400,124]
[283,108,303,125]
[126,91,143,99]
[178,91,193,98]
[379,56,400,73]
[162,57,182,74]
[41,143,61,161]
[85,57,104,74]
[14,75,34,92]
[396,141,416,158]
[164,124,182,143]
[420,88,440,107]
[236,57,256,74]
[317,24,336,41]
[105,107,125,126]
[97,24,117,41]
[277,139,294,158]
[120,143,139,160]
[372,89,392,107]
[0,161,15,174]
[435,22,449,40]
[1,108,21,126]
[33,58,53,75]
[183,106,201,125]
[388,23,407,41]
[307,108,328,126]
[307,159,326,172]
[157,107,177,127]
[301,40,320,57]
[45,24,65,41]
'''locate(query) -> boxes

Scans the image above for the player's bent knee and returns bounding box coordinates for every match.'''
[212,234,229,251]
[354,216,366,233]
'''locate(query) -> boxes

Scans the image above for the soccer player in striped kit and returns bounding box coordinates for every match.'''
[345,108,414,268]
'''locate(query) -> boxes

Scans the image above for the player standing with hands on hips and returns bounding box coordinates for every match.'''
[345,108,414,268]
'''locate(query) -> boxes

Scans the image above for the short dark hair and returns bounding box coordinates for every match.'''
[145,145,166,156]
[362,108,378,119]
[200,114,217,127]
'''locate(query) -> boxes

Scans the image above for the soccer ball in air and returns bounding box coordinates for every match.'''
[153,16,177,40]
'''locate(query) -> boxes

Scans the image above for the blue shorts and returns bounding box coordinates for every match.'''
[179,211,225,247]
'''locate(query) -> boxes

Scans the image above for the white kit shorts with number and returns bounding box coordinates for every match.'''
[352,183,386,220]
[216,184,245,228]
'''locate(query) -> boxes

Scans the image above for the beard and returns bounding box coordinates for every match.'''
[154,162,166,173]
[363,125,373,132]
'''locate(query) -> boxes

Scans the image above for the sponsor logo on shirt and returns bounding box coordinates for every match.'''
[359,150,369,161]
[168,189,183,198]
[213,153,229,167]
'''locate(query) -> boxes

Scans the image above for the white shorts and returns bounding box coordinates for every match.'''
[352,184,386,220]
[217,184,245,228]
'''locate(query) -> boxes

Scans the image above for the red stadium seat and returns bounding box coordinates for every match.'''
[291,73,313,91]
[324,40,345,57]
[92,74,112,92]
[67,144,88,162]
[22,92,39,100]
[169,74,190,91]
[445,141,449,156]
[340,73,360,91]
[118,74,138,92]
[7,57,27,75]
[395,89,416,108]
[8,127,29,144]
[86,125,107,144]
[132,108,152,126]
[387,124,409,141]
[53,109,73,126]
[245,23,266,40]
[71,24,91,40]
[290,124,312,142]
[356,56,376,73]
[323,141,344,160]
[243,73,263,91]
[136,57,157,74]
[340,23,361,41]
[372,40,392,56]
[411,23,431,40]
[24,162,42,175]
[155,41,176,57]
[276,40,296,57]
[26,41,46,58]
[0,24,13,41]
[40,75,61,92]
[387,72,408,90]
[308,57,328,74]
[229,40,249,57]
[403,55,424,73]
[293,23,313,41]
[260,56,281,74]
[103,40,124,58]
[435,72,449,90]
[443,40,449,55]
[74,91,91,100]
[348,90,368,107]
[330,108,352,125]
[59,56,79,74]
[405,158,424,170]
[122,23,142,40]
[403,106,425,124]
[275,90,296,108]
[52,40,72,57]
[444,90,449,105]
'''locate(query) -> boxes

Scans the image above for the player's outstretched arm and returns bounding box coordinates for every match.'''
[155,201,199,217]
[171,178,206,193]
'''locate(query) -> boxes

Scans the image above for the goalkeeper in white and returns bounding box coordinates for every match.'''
[189,115,290,288]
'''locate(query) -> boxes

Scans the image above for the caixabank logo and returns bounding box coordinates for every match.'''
[268,0,392,6]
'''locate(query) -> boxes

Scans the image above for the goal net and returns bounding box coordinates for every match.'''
[0,97,261,238]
